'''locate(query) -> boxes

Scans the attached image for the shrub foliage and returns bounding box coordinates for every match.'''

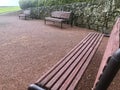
[19,0,120,32]
[19,0,95,9]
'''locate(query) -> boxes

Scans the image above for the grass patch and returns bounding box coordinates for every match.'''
[0,6,21,14]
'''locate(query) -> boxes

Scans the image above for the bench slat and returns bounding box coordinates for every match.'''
[28,32,103,90]
[46,33,98,89]
[52,33,103,90]
[45,17,65,22]
[36,33,92,82]
[36,33,95,86]
[34,33,103,90]
[67,34,103,90]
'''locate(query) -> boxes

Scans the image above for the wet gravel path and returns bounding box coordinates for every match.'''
[0,13,118,90]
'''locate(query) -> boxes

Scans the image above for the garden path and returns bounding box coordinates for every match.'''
[0,13,118,90]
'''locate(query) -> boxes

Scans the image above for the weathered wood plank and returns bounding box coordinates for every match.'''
[68,34,103,90]
[51,34,102,90]
[41,34,94,87]
[29,33,103,90]
[36,33,93,85]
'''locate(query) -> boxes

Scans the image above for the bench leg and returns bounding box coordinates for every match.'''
[94,49,120,90]
[44,20,46,24]
[28,84,45,90]
[61,22,62,29]
[25,16,26,20]
[71,21,73,27]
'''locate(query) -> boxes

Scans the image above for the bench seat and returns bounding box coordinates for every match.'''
[28,33,103,90]
[45,17,65,22]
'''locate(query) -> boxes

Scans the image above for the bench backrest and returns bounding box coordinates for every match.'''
[23,10,31,15]
[92,18,120,89]
[51,11,71,19]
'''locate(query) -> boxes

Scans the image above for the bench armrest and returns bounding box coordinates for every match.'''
[28,84,45,90]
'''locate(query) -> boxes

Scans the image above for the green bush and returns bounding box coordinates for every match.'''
[19,0,120,33]
[31,1,120,33]
[19,0,32,9]
[19,0,95,9]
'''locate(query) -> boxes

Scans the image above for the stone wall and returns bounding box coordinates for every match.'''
[31,2,120,33]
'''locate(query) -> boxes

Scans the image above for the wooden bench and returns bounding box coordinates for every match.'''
[92,18,120,90]
[19,9,32,20]
[28,32,103,90]
[44,11,73,28]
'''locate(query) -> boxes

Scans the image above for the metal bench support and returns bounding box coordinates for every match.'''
[28,84,45,90]
[94,49,120,90]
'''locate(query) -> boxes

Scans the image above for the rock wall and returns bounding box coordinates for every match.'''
[31,1,120,33]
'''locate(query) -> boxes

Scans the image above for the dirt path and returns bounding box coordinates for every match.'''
[0,13,118,90]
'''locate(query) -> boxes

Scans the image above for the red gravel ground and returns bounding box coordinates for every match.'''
[0,13,119,90]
